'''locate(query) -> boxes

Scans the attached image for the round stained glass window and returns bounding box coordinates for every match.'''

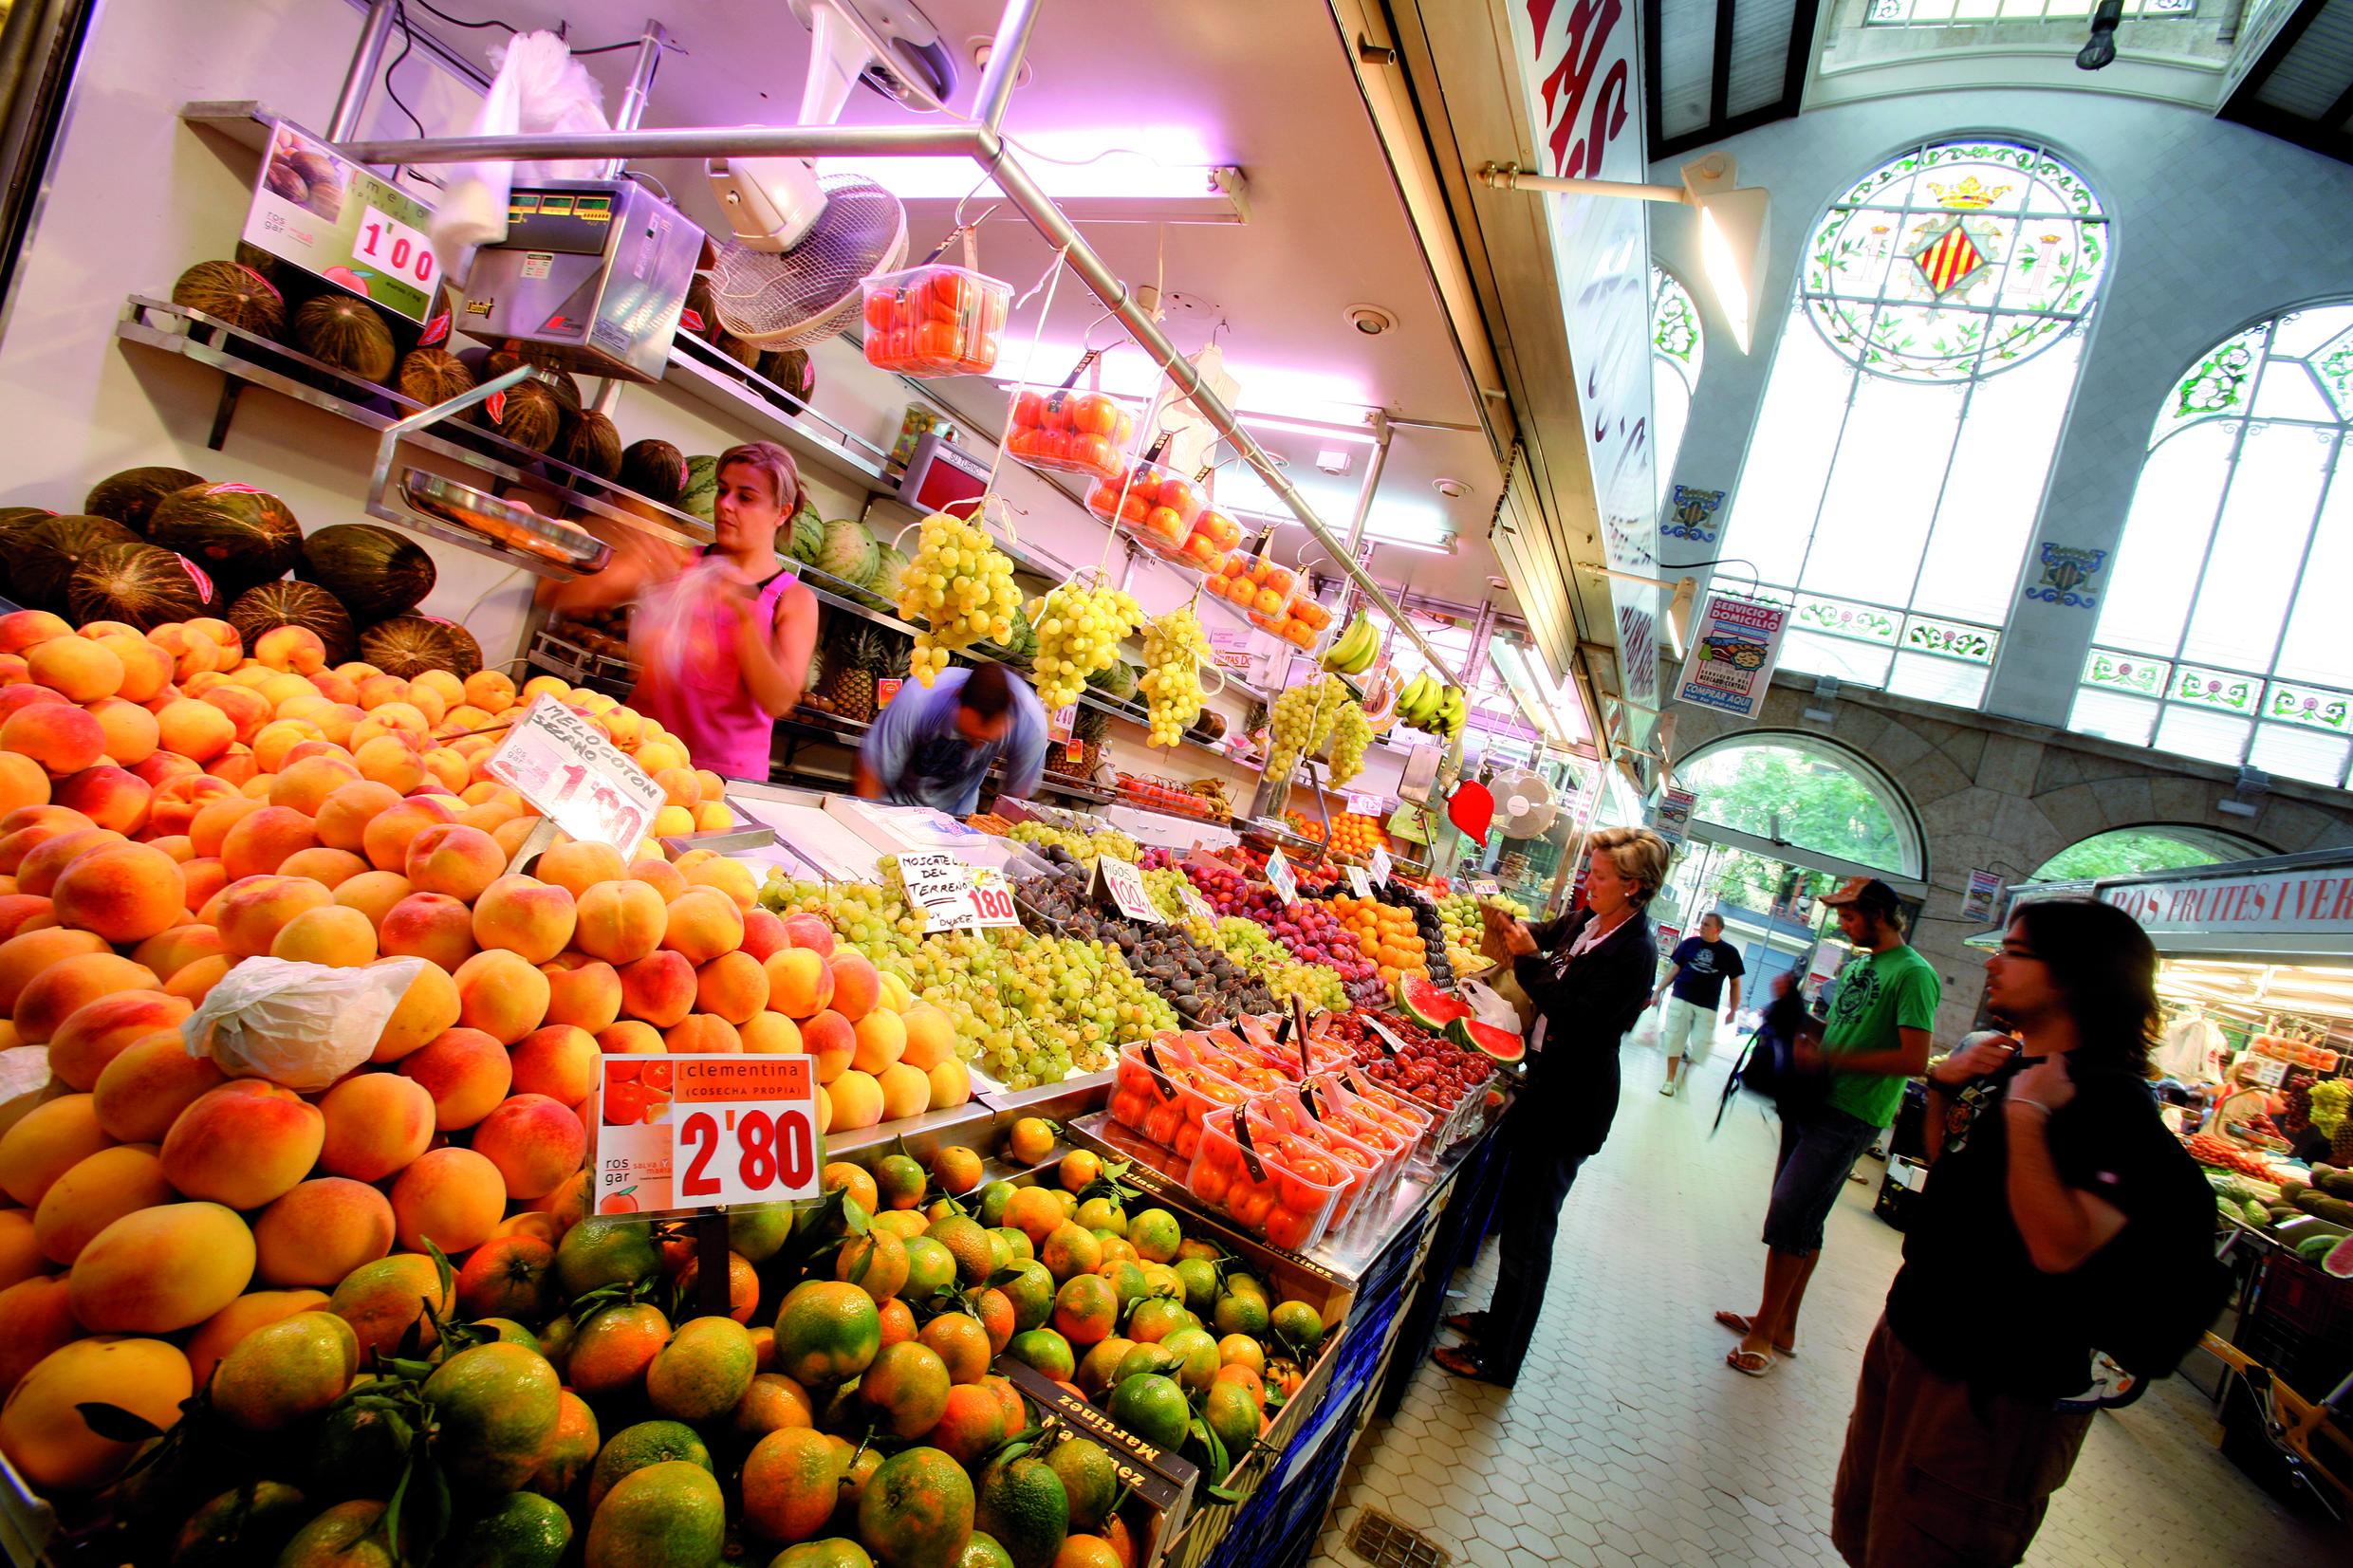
[1802,139,2108,384]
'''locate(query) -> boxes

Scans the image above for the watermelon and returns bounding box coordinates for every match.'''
[2327,1234,2353,1280]
[560,411,624,481]
[292,294,396,383]
[681,456,719,523]
[15,515,139,611]
[83,467,205,534]
[786,502,824,564]
[361,615,466,677]
[171,260,285,339]
[398,347,475,408]
[228,581,356,665]
[66,543,223,628]
[858,544,908,612]
[621,439,687,506]
[816,518,879,586]
[1445,1016,1524,1064]
[1086,660,1139,702]
[1397,974,1472,1032]
[296,524,436,623]
[148,483,303,598]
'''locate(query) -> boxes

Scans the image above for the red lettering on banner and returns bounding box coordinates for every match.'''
[1530,0,1630,181]
[2333,879,2353,920]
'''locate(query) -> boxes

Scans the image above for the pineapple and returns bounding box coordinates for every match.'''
[823,624,911,724]
[1074,705,1110,775]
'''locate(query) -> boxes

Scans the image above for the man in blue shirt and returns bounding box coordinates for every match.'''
[854,663,1047,816]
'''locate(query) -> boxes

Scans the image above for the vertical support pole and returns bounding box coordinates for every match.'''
[329,0,399,141]
[1325,412,1393,632]
[601,22,671,177]
[692,1211,732,1318]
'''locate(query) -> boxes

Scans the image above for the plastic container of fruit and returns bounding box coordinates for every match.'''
[1189,1103,1350,1253]
[1171,507,1244,573]
[861,264,1010,377]
[1258,1083,1405,1216]
[1084,457,1207,558]
[1107,1035,1251,1159]
[1005,388,1137,483]
[1336,1061,1460,1160]
[1306,1069,1432,1158]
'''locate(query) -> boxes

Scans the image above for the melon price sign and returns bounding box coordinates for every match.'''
[241,120,436,323]
[1093,855,1161,924]
[1345,865,1373,898]
[486,695,667,852]
[593,1055,821,1219]
[1369,845,1392,886]
[1266,845,1298,905]
[899,852,1019,933]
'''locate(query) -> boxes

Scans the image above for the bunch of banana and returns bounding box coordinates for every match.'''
[1320,612,1380,675]
[1395,673,1468,740]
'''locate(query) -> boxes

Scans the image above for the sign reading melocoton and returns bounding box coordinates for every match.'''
[2102,865,2353,937]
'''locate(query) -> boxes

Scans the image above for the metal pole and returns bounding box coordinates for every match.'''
[329,0,399,140]
[1478,165,1688,203]
[334,121,985,165]
[1322,410,1391,630]
[971,0,1043,134]
[601,21,671,177]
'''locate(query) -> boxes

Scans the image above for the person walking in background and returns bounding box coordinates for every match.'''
[1435,826,1668,1387]
[1833,898,2218,1567]
[1654,911,1745,1097]
[855,662,1047,815]
[1720,877,1937,1375]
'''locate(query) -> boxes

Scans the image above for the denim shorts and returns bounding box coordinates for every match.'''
[1763,1103,1881,1254]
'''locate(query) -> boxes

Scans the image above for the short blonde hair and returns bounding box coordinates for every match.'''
[716,440,804,515]
[1589,825,1671,904]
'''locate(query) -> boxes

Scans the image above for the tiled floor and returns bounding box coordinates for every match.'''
[1307,1024,2343,1568]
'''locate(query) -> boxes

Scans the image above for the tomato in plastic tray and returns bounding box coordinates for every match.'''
[1188,1102,1350,1253]
[1007,388,1136,482]
[862,264,1010,377]
[1085,457,1203,556]
[1107,1034,1247,1160]
[1262,1083,1403,1219]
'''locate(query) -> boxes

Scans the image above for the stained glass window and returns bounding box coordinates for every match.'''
[1652,267,1704,511]
[2068,302,2353,789]
[1718,138,2108,710]
[1865,0,2195,24]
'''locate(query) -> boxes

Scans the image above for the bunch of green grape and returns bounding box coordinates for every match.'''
[1326,695,1372,785]
[896,509,1024,685]
[1139,604,1211,746]
[1144,865,1214,941]
[1008,821,1139,865]
[1263,673,1349,779]
[1029,576,1144,710]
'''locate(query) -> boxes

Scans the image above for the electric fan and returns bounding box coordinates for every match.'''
[1491,767,1558,839]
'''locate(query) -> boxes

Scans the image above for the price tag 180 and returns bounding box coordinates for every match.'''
[1265,845,1298,905]
[1093,857,1161,924]
[593,1054,821,1218]
[486,695,669,852]
[899,852,1018,933]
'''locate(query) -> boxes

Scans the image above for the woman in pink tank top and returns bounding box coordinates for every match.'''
[547,440,819,781]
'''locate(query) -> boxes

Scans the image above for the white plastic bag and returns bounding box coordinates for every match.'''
[181,958,430,1091]
[432,30,610,286]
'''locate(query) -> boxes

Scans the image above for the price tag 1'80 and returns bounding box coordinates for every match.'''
[1368,845,1392,887]
[1470,878,1502,899]
[1265,845,1298,905]
[486,695,668,852]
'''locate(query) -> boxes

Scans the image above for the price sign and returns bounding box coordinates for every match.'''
[1178,883,1217,927]
[1265,845,1298,905]
[1369,845,1392,887]
[1344,865,1373,898]
[593,1054,821,1218]
[900,852,1019,933]
[1092,856,1161,924]
[1471,878,1502,898]
[240,120,437,323]
[487,695,668,851]
[1049,704,1077,744]
[1345,792,1384,818]
[877,678,904,711]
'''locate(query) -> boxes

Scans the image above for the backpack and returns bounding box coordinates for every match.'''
[2069,1121,2233,1383]
[1714,1001,1826,1134]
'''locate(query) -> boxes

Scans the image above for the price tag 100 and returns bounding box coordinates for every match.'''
[593,1054,821,1218]
[1344,865,1373,898]
[1095,857,1161,923]
[486,695,668,851]
[1265,845,1298,905]
[355,204,436,296]
[1369,845,1392,887]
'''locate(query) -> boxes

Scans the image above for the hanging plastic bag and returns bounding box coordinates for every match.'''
[431,30,610,287]
[181,958,430,1091]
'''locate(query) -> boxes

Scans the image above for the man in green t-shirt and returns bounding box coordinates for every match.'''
[1720,877,1938,1377]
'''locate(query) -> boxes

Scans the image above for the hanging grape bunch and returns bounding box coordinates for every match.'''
[1326,692,1372,785]
[895,509,1023,685]
[1028,574,1144,709]
[1263,673,1346,779]
[1139,603,1212,746]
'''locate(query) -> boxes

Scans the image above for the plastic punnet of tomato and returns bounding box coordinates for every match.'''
[1084,457,1207,555]
[1257,1089,1386,1222]
[861,264,1010,377]
[1006,388,1137,481]
[1190,1104,1346,1253]
[1171,507,1244,573]
[1115,1037,1247,1154]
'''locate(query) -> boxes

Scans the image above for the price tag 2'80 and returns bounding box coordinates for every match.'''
[593,1054,820,1218]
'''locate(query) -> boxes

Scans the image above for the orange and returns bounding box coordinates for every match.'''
[422,1341,564,1493]
[567,1303,669,1399]
[925,1214,992,1286]
[822,1160,879,1216]
[1007,1117,1056,1165]
[872,1153,926,1210]
[878,1296,917,1348]
[964,1287,1015,1355]
[917,1311,991,1385]
[772,1280,881,1387]
[856,1447,975,1568]
[583,1460,724,1568]
[1056,1150,1100,1192]
[929,1144,983,1195]
[835,1230,910,1303]
[930,1381,1010,1467]
[1052,1275,1118,1347]
[1054,1537,1122,1568]
[857,1340,950,1439]
[1003,1188,1064,1246]
[740,1426,844,1546]
[1039,1223,1102,1282]
[645,1315,756,1424]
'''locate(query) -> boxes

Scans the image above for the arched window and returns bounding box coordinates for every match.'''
[2069,302,2353,789]
[1675,735,1923,876]
[1652,266,1705,512]
[1719,138,2109,710]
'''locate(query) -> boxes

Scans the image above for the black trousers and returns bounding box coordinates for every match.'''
[1479,1121,1592,1384]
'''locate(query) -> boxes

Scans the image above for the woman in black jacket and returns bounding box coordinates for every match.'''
[1435,825,1669,1386]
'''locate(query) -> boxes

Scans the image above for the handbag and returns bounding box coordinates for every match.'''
[1714,1006,1827,1132]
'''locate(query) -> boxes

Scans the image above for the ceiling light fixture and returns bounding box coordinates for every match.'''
[1480,154,1770,353]
[1316,449,1353,475]
[2077,0,2123,69]
[1344,304,1398,336]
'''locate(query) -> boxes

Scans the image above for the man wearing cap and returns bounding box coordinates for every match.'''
[1720,876,1938,1376]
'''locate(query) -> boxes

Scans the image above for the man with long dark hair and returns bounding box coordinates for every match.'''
[1832,898,2204,1568]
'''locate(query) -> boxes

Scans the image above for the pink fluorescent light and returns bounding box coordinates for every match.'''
[987,344,1379,425]
[823,127,1227,202]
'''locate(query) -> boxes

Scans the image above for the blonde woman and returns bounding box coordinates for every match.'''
[1436,825,1669,1386]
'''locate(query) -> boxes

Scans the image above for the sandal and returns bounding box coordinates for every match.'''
[1714,1311,1796,1358]
[1443,1311,1489,1337]
[1725,1347,1776,1377]
[1433,1345,1512,1386]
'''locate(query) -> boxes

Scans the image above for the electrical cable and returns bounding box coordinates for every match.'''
[403,0,679,55]
[384,6,428,141]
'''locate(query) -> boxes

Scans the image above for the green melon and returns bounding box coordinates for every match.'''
[296,523,436,623]
[422,617,483,679]
[83,467,205,535]
[621,439,686,507]
[713,331,762,370]
[148,483,303,598]
[681,276,719,341]
[560,411,624,481]
[481,349,582,413]
[786,502,824,564]
[66,543,223,629]
[292,294,396,383]
[360,615,466,677]
[228,581,356,665]
[680,456,719,523]
[0,508,52,601]
[757,347,815,400]
[816,518,879,587]
[15,514,139,611]
[171,260,285,339]
[397,347,475,408]
[470,377,565,453]
[232,242,286,288]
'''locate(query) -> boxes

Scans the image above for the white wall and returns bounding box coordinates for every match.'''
[1648,89,2353,733]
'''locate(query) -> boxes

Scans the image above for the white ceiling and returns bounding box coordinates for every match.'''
[391,0,1517,609]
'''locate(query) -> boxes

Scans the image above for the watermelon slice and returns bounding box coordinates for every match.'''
[1397,974,1471,1032]
[1446,1016,1525,1063]
[2327,1233,2353,1280]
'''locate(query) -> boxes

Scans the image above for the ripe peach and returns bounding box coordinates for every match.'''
[619,950,696,1027]
[278,845,370,888]
[684,856,757,912]
[695,950,769,1024]
[159,1081,324,1209]
[827,1069,883,1131]
[491,815,540,859]
[0,893,50,942]
[663,1012,741,1053]
[0,1095,112,1207]
[250,719,324,774]
[390,1146,505,1254]
[543,956,622,1032]
[927,1059,971,1109]
[352,733,426,794]
[25,637,120,702]
[876,1061,929,1121]
[463,670,515,712]
[355,673,407,710]
[472,1094,586,1200]
[899,1005,957,1071]
[144,832,194,863]
[734,910,787,965]
[851,1007,907,1075]
[187,795,265,859]
[535,839,626,898]
[203,743,257,786]
[328,1253,453,1358]
[50,766,149,835]
[455,799,521,835]
[68,1200,255,1333]
[333,868,413,928]
[129,923,225,981]
[454,949,550,1044]
[0,807,89,869]
[253,1179,395,1288]
[782,913,836,957]
[574,877,665,965]
[317,1071,435,1182]
[269,753,361,817]
[51,842,184,944]
[214,873,332,958]
[253,625,327,674]
[598,1019,664,1055]
[802,1010,855,1083]
[360,793,459,872]
[741,1012,803,1055]
[0,752,46,816]
[92,1032,225,1141]
[145,773,234,837]
[269,904,379,968]
[405,822,504,902]
[763,948,835,1021]
[377,891,478,970]
[200,682,269,743]
[659,886,742,967]
[314,779,401,852]
[510,1024,598,1105]
[15,952,158,1044]
[827,952,880,1024]
[628,857,688,901]
[372,957,460,1063]
[397,1026,512,1130]
[177,857,228,914]
[34,1144,172,1265]
[0,926,107,1012]
[100,636,174,704]
[15,826,124,897]
[161,952,230,1005]
[154,697,233,762]
[46,990,191,1090]
[219,805,318,880]
[83,699,158,766]
[0,610,71,653]
[472,874,576,964]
